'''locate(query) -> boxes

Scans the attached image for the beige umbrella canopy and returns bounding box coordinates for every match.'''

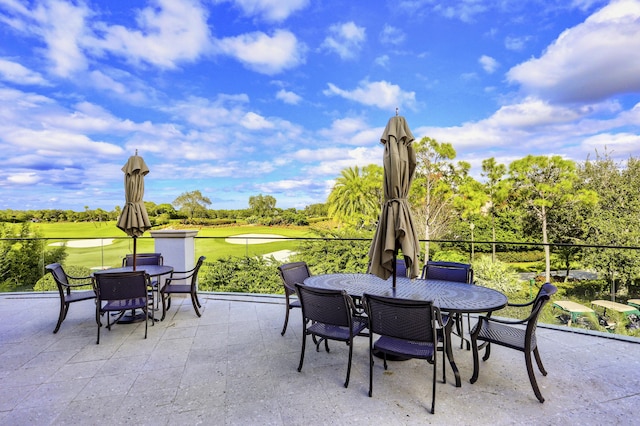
[367,115,421,286]
[116,152,152,270]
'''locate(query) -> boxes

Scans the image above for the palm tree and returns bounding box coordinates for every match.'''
[327,166,381,229]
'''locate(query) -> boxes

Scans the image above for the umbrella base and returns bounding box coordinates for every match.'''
[115,309,149,324]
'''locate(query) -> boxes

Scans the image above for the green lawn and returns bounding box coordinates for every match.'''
[35,222,314,269]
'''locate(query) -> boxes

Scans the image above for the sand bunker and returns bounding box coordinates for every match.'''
[225,234,289,244]
[49,238,115,248]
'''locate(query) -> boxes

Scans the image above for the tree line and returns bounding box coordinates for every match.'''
[324,138,640,293]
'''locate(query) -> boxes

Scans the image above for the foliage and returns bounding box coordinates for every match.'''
[173,190,212,220]
[198,257,282,293]
[411,137,467,260]
[578,152,640,292]
[0,223,67,291]
[248,194,277,216]
[508,155,597,282]
[327,165,382,229]
[472,255,522,293]
[33,265,93,292]
[290,228,372,275]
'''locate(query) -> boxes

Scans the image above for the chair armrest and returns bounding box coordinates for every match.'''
[65,275,93,288]
[479,314,527,325]
[507,299,535,308]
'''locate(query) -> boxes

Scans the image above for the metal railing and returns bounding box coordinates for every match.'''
[2,235,639,339]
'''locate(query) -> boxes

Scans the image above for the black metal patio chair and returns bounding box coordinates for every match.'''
[294,283,368,388]
[277,261,311,336]
[94,270,150,344]
[160,256,206,320]
[422,260,474,349]
[123,252,163,310]
[363,293,446,414]
[470,283,558,403]
[45,263,96,334]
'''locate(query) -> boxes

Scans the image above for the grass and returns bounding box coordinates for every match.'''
[35,222,315,269]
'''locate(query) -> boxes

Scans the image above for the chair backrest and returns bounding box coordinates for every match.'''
[422,261,473,284]
[45,263,69,288]
[295,283,352,328]
[527,283,558,334]
[278,262,311,293]
[123,253,163,267]
[395,258,407,278]
[363,293,438,343]
[189,256,206,289]
[94,271,148,302]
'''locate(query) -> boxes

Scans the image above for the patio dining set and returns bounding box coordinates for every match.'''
[277,260,558,414]
[45,253,206,344]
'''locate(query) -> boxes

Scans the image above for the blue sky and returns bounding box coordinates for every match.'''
[1,0,639,212]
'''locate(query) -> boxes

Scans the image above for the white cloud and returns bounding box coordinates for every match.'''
[216,0,309,22]
[7,172,40,185]
[215,29,306,75]
[241,111,274,130]
[323,80,416,111]
[0,58,48,85]
[375,55,390,68]
[95,0,212,69]
[479,55,499,73]
[321,22,366,60]
[504,35,530,51]
[276,89,302,104]
[35,0,91,77]
[507,0,640,103]
[379,24,405,45]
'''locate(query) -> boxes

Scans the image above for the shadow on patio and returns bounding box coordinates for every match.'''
[0,292,638,425]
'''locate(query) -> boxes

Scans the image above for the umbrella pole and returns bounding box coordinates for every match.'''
[392,248,397,289]
[133,236,137,271]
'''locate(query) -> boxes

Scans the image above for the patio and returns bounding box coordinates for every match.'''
[0,292,638,425]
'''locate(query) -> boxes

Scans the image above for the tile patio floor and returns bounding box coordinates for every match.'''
[0,292,638,425]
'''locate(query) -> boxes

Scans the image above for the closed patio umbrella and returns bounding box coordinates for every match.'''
[367,115,421,287]
[116,151,152,270]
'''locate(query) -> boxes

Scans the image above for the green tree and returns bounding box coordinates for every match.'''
[509,155,597,282]
[481,158,510,262]
[579,152,640,293]
[326,165,382,229]
[411,137,465,260]
[248,194,277,217]
[0,223,66,291]
[172,190,212,220]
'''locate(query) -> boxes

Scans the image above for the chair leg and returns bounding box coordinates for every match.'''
[191,292,202,317]
[431,348,437,414]
[470,335,480,384]
[533,347,547,376]
[53,301,68,333]
[143,305,148,339]
[344,338,353,388]
[368,338,374,397]
[281,304,291,336]
[96,306,101,344]
[161,292,168,321]
[525,351,545,403]
[297,331,307,373]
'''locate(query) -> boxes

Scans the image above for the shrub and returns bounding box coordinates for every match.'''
[473,255,522,293]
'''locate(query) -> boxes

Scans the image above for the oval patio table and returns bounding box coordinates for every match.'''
[304,273,508,387]
[94,265,173,323]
